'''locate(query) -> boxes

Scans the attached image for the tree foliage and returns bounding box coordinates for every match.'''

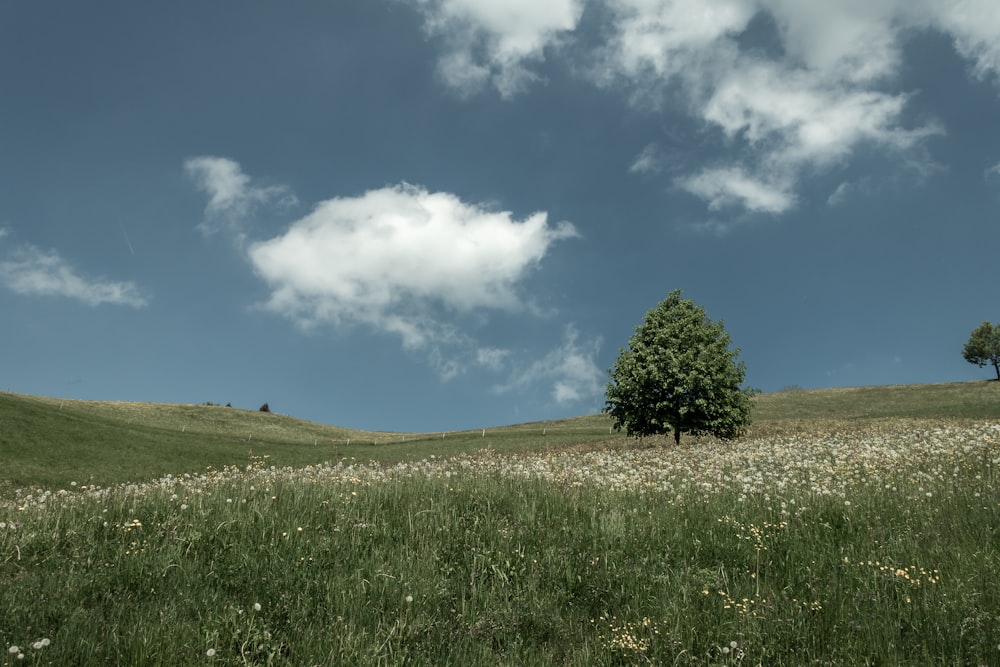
[962,321,1000,381]
[604,290,754,444]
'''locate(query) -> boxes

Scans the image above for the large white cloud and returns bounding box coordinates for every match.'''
[185,160,592,398]
[409,0,584,97]
[248,182,578,349]
[599,1,942,220]
[411,0,1000,221]
[0,242,148,308]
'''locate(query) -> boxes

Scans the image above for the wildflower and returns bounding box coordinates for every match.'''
[206,648,216,657]
[405,595,413,603]
[8,646,19,655]
[253,603,262,612]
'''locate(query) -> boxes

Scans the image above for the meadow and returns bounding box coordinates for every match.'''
[1,383,999,665]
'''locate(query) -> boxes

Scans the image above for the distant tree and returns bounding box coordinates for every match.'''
[605,289,754,445]
[963,321,1000,380]
[259,403,270,413]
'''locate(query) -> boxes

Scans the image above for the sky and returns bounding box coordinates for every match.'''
[2,1,999,432]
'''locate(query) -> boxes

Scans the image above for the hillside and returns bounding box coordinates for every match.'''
[2,381,998,492]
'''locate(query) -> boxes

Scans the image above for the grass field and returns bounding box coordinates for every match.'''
[2,382,999,664]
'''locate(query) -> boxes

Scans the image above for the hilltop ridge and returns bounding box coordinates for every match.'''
[2,380,998,491]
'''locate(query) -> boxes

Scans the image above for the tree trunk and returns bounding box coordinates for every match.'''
[994,361,1000,381]
[674,429,681,445]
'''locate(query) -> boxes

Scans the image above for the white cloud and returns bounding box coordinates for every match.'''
[0,244,148,307]
[986,162,1000,180]
[679,167,795,214]
[703,61,922,167]
[494,325,604,406]
[923,0,1000,82]
[629,144,662,174]
[183,158,582,381]
[408,0,1000,220]
[248,182,577,354]
[760,0,903,83]
[599,0,755,83]
[409,0,584,97]
[184,156,296,235]
[476,346,511,371]
[598,2,954,219]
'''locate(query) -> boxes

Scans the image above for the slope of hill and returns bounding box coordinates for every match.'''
[752,381,1000,421]
[2,381,998,492]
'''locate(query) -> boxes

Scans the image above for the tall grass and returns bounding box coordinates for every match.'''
[3,419,999,665]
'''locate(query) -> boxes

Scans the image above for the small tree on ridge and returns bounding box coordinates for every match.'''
[604,289,754,445]
[963,321,1000,380]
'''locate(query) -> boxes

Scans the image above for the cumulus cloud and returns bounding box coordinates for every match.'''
[408,0,1000,221]
[243,182,577,377]
[679,167,795,214]
[599,4,940,219]
[597,0,754,84]
[184,156,297,236]
[184,157,583,383]
[925,0,1000,82]
[493,325,604,406]
[702,62,922,165]
[0,243,148,307]
[408,0,584,97]
[249,183,576,326]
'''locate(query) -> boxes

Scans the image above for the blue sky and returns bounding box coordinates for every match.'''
[2,1,999,432]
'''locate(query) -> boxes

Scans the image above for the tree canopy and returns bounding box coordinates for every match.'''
[962,321,1000,380]
[604,290,754,444]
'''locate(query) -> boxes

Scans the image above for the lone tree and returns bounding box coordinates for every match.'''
[963,321,1000,380]
[605,289,754,445]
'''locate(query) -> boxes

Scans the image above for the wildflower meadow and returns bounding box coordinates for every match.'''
[2,388,1000,664]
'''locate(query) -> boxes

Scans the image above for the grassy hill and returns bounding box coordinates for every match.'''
[3,382,999,664]
[752,380,1000,421]
[2,381,998,492]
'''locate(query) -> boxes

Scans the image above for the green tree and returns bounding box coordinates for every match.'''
[605,290,754,445]
[962,321,1000,380]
